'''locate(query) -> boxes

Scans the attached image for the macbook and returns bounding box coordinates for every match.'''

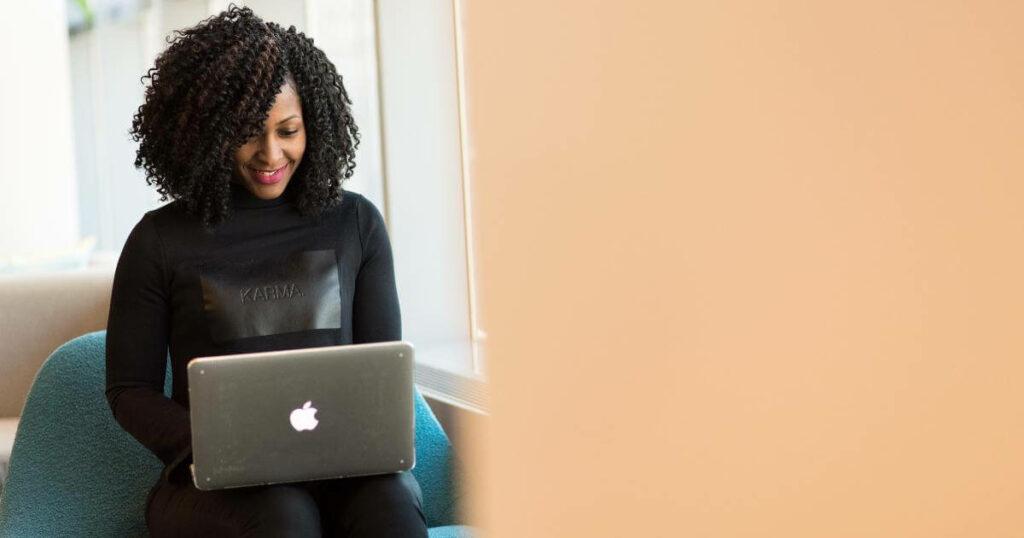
[186,341,415,490]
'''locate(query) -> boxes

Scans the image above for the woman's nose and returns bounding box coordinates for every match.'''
[256,136,284,161]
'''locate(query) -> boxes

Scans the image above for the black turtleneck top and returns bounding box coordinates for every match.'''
[104,182,401,484]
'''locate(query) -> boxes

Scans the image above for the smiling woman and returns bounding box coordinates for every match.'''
[107,5,428,537]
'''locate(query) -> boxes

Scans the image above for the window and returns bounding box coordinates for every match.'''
[375,0,486,408]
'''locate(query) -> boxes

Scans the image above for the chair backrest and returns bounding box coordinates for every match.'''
[0,267,114,418]
[0,331,460,536]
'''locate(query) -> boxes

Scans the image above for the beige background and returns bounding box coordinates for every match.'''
[456,1,1024,536]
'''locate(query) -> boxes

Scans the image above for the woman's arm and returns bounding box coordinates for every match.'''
[352,194,402,343]
[104,213,192,483]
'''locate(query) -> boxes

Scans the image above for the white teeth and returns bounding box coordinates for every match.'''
[251,165,283,175]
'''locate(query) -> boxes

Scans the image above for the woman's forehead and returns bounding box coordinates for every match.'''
[266,84,303,118]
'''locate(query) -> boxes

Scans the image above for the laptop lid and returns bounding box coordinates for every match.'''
[187,341,415,490]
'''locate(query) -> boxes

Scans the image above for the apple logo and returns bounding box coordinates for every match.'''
[290,400,319,432]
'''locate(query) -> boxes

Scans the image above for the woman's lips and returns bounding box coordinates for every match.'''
[249,163,287,185]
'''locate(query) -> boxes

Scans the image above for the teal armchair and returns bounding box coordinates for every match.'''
[0,331,474,537]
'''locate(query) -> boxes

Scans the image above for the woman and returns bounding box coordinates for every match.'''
[105,5,427,536]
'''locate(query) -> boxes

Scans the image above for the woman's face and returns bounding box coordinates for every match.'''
[232,80,306,200]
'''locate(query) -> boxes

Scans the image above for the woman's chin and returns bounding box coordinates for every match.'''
[248,177,289,198]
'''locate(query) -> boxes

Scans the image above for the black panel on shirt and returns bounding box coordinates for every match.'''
[198,248,343,342]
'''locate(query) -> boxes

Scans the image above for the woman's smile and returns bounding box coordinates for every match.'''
[248,163,289,185]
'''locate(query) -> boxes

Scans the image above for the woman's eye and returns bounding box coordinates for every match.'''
[280,130,299,136]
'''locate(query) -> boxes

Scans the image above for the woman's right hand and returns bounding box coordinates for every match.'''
[167,461,192,486]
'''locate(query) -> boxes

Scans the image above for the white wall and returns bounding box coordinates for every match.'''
[70,9,159,257]
[0,0,79,256]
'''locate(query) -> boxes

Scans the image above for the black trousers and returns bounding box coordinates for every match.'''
[145,470,428,537]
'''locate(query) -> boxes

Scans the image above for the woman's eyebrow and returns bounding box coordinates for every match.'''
[276,115,300,124]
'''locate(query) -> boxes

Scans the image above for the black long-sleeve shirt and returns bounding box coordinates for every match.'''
[105,182,401,484]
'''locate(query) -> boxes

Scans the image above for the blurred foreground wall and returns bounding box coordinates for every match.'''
[459,1,1024,536]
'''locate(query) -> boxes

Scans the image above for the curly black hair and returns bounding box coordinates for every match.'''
[129,3,359,229]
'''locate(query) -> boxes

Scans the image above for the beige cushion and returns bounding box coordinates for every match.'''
[0,267,114,418]
[0,416,17,485]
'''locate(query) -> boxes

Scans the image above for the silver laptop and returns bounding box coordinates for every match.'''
[186,341,416,491]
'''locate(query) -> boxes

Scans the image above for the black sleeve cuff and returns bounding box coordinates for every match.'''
[162,445,193,485]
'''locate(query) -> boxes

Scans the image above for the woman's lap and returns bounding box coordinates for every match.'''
[312,471,426,536]
[146,476,322,537]
[146,472,426,538]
